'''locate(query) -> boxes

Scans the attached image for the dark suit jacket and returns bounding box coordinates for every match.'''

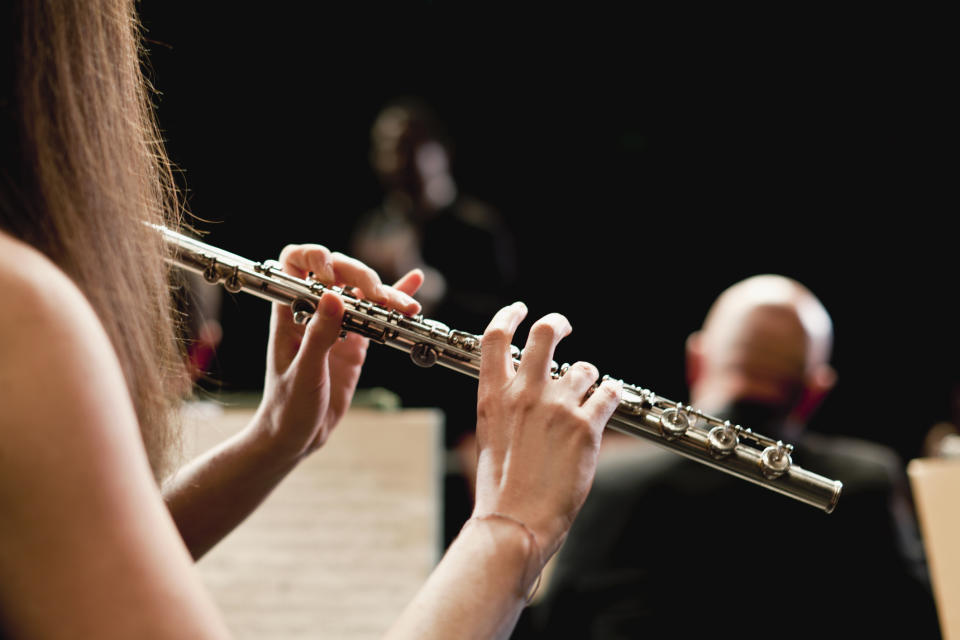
[522,433,942,639]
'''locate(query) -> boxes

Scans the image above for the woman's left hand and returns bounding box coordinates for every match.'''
[252,243,424,464]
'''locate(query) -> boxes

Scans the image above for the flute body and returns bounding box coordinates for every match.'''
[161,226,843,513]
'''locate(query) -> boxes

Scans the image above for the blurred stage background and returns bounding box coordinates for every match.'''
[140,3,955,467]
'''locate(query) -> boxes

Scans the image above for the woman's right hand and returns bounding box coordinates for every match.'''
[381,301,623,640]
[472,302,623,560]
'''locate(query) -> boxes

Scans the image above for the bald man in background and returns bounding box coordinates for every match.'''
[522,275,941,639]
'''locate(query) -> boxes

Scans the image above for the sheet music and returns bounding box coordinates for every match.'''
[908,457,960,640]
[180,401,442,639]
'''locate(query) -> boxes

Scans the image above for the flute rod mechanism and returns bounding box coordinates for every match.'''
[160,225,843,513]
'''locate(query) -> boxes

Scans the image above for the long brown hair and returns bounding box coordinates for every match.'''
[0,0,189,480]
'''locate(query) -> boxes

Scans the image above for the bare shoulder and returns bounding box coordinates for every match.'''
[0,231,126,403]
[0,230,92,332]
[0,232,136,448]
[0,232,137,418]
[0,232,229,638]
[0,229,137,460]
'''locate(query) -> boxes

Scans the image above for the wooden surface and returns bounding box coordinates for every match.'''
[908,457,960,640]
[180,401,442,640]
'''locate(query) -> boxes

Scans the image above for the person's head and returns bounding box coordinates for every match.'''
[685,275,836,436]
[0,0,188,479]
[369,98,456,213]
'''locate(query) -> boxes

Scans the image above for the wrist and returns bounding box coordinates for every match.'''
[471,490,570,560]
[240,406,307,476]
[461,513,544,604]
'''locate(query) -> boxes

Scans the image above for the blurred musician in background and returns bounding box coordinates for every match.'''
[525,274,941,639]
[351,97,517,323]
[350,98,518,547]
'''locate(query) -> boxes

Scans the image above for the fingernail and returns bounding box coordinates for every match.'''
[512,301,527,311]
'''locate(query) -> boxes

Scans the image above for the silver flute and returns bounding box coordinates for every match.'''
[160,225,843,513]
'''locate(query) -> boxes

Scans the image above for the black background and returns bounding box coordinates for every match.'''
[139,4,956,462]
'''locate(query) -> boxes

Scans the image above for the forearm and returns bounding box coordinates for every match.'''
[162,412,300,560]
[385,516,541,640]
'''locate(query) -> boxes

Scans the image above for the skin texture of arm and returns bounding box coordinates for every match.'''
[163,243,425,559]
[0,233,231,639]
